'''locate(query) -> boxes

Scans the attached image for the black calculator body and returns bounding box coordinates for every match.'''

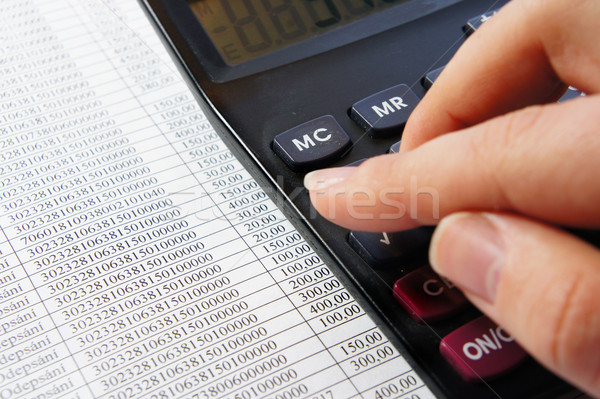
[139,1,577,397]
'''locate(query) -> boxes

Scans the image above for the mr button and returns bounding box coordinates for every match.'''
[273,115,351,172]
[350,84,420,138]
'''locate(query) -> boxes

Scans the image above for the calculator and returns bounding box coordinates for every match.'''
[139,1,578,397]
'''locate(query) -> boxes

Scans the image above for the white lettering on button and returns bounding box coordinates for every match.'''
[423,279,443,296]
[372,97,408,118]
[480,11,497,23]
[462,327,515,360]
[292,129,332,151]
[423,276,455,296]
[313,128,331,142]
[292,135,315,151]
[389,96,408,109]
[379,232,390,245]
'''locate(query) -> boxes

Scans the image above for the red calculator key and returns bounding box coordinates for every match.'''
[393,266,468,322]
[440,316,528,382]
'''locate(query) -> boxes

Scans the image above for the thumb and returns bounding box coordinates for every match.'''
[430,212,600,397]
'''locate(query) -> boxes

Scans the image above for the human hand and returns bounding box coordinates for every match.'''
[303,0,600,396]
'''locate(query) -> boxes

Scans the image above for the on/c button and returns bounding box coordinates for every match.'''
[440,316,528,382]
[273,115,351,172]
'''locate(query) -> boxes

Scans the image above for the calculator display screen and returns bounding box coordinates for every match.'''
[188,0,410,66]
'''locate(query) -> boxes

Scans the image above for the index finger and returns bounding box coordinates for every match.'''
[400,0,600,152]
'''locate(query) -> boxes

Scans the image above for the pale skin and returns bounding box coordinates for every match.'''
[303,0,600,397]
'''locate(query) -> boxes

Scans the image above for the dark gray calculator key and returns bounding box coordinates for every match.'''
[273,115,351,172]
[350,84,420,138]
[422,65,445,90]
[389,141,401,154]
[463,9,499,35]
[349,227,432,268]
[558,86,586,103]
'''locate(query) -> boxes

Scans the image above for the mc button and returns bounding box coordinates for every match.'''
[273,115,351,172]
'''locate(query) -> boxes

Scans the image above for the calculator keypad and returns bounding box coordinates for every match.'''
[263,4,574,391]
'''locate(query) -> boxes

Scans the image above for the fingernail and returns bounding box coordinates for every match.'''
[429,212,505,303]
[304,167,357,191]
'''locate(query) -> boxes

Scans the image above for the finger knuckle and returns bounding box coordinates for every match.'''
[464,106,545,209]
